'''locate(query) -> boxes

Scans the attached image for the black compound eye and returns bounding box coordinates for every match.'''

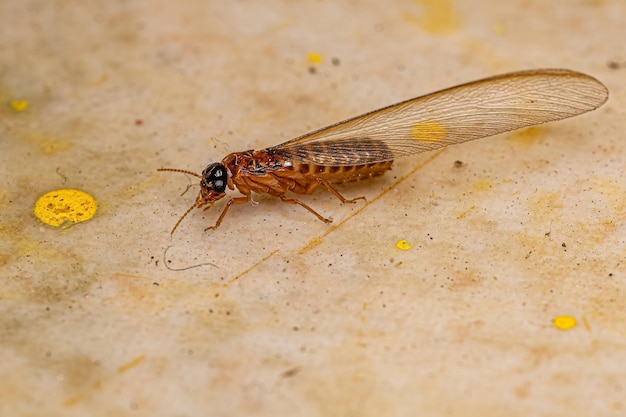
[202,163,227,193]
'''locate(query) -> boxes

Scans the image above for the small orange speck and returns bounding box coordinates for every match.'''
[457,205,476,219]
[62,396,79,407]
[117,355,145,373]
[581,315,591,332]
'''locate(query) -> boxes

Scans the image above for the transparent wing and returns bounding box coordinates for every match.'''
[271,69,608,166]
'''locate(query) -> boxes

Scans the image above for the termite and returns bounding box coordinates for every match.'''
[158,68,608,235]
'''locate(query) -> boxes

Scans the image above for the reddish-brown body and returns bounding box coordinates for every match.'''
[222,150,392,198]
[158,69,607,234]
[157,147,393,234]
[185,149,394,230]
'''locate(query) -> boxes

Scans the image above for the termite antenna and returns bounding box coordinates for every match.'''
[158,168,205,235]
[170,201,199,236]
[157,168,202,179]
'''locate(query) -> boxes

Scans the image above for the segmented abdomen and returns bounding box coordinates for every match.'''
[273,138,394,183]
[291,160,393,184]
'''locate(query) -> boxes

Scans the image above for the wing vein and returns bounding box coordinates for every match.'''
[270,69,608,166]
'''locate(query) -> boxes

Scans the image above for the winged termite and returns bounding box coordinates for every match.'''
[159,69,608,234]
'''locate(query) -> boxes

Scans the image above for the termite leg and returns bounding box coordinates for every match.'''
[280,196,332,224]
[205,196,249,231]
[320,180,366,204]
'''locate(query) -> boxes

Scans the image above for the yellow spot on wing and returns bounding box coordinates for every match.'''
[34,189,97,228]
[396,239,413,250]
[553,315,577,330]
[411,121,447,142]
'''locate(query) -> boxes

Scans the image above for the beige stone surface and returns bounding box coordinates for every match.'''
[1,1,625,416]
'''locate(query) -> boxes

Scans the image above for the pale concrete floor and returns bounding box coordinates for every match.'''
[1,1,625,416]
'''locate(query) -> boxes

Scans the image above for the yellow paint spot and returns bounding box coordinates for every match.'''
[307,52,322,64]
[297,150,446,255]
[40,139,71,155]
[456,205,476,219]
[34,189,97,228]
[10,99,29,112]
[528,191,563,221]
[508,126,545,148]
[411,122,447,142]
[553,315,577,330]
[396,239,413,250]
[493,23,505,35]
[472,180,493,191]
[408,0,461,34]
[23,132,71,155]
